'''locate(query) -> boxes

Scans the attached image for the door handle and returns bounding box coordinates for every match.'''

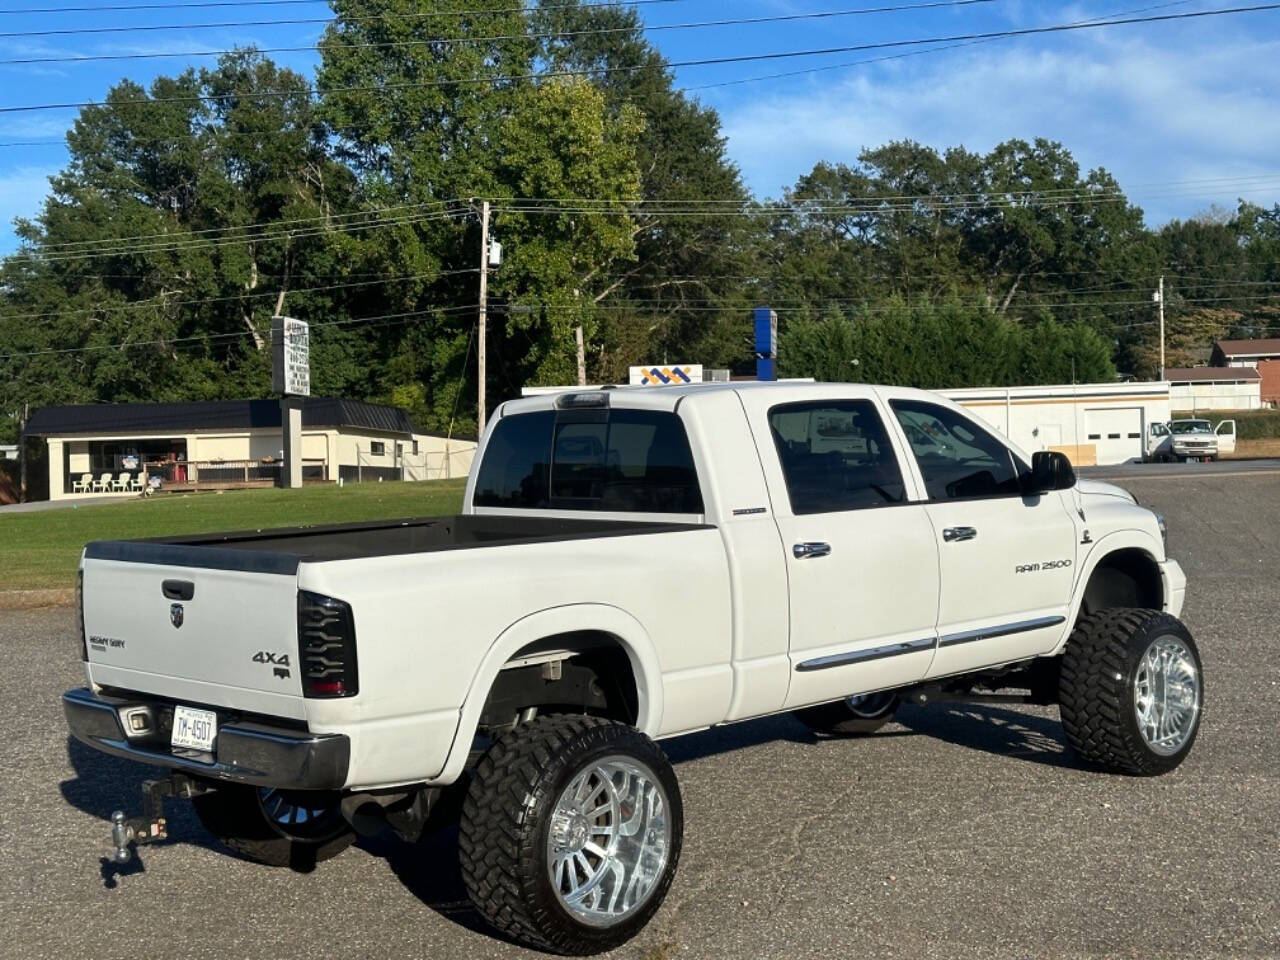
[942,526,977,543]
[793,542,832,559]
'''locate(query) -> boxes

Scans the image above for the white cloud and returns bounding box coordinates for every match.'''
[714,31,1280,225]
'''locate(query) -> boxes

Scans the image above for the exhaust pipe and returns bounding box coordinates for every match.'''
[339,793,389,836]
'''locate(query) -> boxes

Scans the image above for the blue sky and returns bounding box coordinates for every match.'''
[1,0,1279,253]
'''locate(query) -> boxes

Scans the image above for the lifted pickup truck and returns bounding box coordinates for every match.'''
[65,383,1201,954]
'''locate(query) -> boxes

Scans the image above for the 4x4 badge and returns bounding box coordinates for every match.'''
[170,603,184,629]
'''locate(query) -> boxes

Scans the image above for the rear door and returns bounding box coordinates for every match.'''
[738,388,939,709]
[1215,419,1237,455]
[81,544,305,719]
[883,395,1078,679]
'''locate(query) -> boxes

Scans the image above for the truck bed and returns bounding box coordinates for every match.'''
[84,514,708,572]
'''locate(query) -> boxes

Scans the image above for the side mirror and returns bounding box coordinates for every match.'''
[1028,450,1076,494]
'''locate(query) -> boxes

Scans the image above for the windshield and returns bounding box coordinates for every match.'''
[1171,420,1213,435]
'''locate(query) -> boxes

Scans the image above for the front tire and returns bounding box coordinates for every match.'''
[460,715,683,955]
[794,691,900,736]
[1059,608,1203,775]
[192,785,355,868]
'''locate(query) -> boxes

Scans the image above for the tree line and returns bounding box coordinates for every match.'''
[3,0,1280,443]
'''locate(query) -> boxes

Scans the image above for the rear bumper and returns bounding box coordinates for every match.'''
[62,687,349,790]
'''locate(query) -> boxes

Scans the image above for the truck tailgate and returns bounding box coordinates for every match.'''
[82,542,305,719]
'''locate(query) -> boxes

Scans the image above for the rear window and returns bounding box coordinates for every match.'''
[473,408,703,513]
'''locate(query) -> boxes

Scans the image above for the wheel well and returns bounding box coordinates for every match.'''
[1081,548,1162,615]
[477,631,640,733]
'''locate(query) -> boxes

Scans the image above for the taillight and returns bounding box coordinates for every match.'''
[76,568,87,661]
[297,591,359,698]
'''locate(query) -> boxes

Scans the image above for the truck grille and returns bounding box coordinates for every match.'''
[297,591,359,698]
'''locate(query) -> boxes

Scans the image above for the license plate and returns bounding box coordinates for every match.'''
[171,705,217,753]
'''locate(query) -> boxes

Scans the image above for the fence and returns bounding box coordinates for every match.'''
[343,446,473,484]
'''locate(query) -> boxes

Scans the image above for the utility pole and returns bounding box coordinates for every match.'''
[1154,274,1165,380]
[18,402,28,504]
[574,325,586,387]
[477,200,490,436]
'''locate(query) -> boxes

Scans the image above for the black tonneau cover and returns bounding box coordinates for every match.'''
[84,514,709,575]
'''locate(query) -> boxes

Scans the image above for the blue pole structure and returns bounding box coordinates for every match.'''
[754,306,777,381]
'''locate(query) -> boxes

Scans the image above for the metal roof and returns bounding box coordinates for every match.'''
[25,398,422,438]
[1163,367,1262,383]
[1215,338,1280,357]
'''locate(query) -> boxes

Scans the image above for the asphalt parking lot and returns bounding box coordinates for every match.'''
[2,473,1278,960]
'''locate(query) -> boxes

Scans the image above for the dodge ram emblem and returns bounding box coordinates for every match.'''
[170,603,184,629]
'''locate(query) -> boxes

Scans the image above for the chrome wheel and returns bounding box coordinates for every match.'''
[846,691,896,718]
[256,788,346,842]
[1133,635,1200,756]
[546,755,671,928]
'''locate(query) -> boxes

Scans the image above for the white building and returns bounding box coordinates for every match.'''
[1163,367,1262,413]
[942,381,1173,466]
[26,398,476,500]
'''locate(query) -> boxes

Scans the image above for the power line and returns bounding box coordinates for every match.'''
[2,267,482,324]
[29,197,466,252]
[0,302,481,360]
[12,206,473,263]
[0,0,327,12]
[0,0,692,36]
[3,3,1278,113]
[0,0,996,65]
[13,177,1280,263]
[682,0,1196,91]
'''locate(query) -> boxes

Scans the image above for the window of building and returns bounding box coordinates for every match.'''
[767,400,906,514]
[472,408,702,513]
[890,400,1024,501]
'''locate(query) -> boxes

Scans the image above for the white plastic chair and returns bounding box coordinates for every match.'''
[112,472,130,492]
[130,473,146,492]
[71,473,92,493]
[92,472,112,492]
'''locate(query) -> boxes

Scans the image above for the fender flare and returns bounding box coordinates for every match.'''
[427,603,663,785]
[1054,528,1164,654]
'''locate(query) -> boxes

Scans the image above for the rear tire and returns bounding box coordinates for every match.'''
[794,691,899,736]
[460,715,683,955]
[1059,608,1203,776]
[192,785,355,868]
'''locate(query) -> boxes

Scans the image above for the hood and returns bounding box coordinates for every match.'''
[1077,479,1137,504]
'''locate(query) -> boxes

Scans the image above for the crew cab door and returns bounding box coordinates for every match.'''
[739,390,939,709]
[1215,419,1236,455]
[883,396,1078,678]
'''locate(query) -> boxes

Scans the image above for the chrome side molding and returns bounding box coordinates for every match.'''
[937,615,1066,649]
[794,615,1067,672]
[796,636,934,672]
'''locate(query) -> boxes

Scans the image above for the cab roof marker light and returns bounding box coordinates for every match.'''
[555,392,610,410]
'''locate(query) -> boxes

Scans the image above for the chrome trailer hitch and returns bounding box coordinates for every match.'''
[109,774,211,864]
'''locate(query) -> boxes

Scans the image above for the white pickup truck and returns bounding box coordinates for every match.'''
[65,382,1202,954]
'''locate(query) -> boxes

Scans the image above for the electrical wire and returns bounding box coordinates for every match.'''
[0,0,685,37]
[2,3,1277,113]
[0,0,997,65]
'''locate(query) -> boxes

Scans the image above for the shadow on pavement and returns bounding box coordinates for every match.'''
[894,702,1087,770]
[61,736,232,877]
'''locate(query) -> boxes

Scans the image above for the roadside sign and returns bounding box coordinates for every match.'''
[271,316,310,397]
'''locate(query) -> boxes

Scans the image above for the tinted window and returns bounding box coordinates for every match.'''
[473,408,703,513]
[768,401,906,514]
[890,400,1023,501]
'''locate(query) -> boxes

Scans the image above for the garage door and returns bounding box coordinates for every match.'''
[1085,407,1144,465]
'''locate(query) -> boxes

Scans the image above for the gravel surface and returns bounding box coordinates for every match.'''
[2,473,1277,960]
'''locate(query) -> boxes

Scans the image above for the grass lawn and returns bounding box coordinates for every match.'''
[0,480,466,593]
